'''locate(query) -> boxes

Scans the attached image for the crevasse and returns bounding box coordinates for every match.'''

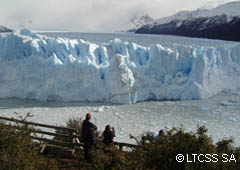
[0,29,239,104]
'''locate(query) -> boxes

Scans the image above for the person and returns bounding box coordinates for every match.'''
[82,113,97,162]
[158,130,164,137]
[157,129,166,143]
[103,125,115,147]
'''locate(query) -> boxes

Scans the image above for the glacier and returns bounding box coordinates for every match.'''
[0,29,240,104]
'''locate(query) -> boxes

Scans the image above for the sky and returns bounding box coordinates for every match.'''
[0,0,238,32]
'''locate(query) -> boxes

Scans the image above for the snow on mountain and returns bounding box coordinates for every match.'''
[198,1,240,18]
[0,26,12,33]
[118,14,154,32]
[200,0,231,9]
[153,9,208,26]
[136,1,240,41]
[153,1,240,26]
[0,29,240,104]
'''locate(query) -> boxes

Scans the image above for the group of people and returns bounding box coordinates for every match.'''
[81,113,115,162]
[81,113,165,162]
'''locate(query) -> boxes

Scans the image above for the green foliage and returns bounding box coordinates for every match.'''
[4,114,238,170]
[57,117,240,170]
[127,126,240,170]
[54,116,101,142]
[72,145,129,170]
[54,117,83,142]
[0,115,59,170]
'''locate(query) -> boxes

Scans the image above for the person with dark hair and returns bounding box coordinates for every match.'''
[157,129,166,143]
[103,124,115,147]
[158,130,164,137]
[82,113,97,162]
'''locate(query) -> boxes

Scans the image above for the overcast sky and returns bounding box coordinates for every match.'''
[0,0,237,32]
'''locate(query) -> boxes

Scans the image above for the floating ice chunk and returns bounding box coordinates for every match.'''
[218,102,232,106]
[92,106,108,112]
[201,107,209,111]
[104,106,110,109]
[142,108,151,112]
[98,106,105,112]
[114,112,123,119]
[165,125,172,130]
[228,117,238,122]
[228,99,239,103]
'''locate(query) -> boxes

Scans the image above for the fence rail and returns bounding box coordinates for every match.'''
[0,116,76,132]
[0,115,138,156]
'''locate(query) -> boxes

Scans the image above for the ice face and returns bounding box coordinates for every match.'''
[0,29,240,104]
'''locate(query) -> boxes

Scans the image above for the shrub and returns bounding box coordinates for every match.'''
[54,117,101,142]
[56,117,240,170]
[128,126,240,170]
[0,115,59,170]
[72,145,128,170]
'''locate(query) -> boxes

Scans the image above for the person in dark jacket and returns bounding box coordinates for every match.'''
[103,125,115,146]
[82,113,97,162]
[157,129,166,143]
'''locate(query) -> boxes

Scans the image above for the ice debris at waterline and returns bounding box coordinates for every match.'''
[0,29,240,104]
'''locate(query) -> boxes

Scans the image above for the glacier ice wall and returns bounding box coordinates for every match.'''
[0,29,240,104]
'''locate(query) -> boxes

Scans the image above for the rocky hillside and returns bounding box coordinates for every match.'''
[136,2,240,41]
[0,26,13,33]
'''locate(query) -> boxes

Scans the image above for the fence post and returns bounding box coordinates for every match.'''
[71,130,78,149]
[119,144,123,151]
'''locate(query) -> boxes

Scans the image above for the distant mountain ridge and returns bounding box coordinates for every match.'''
[0,26,13,33]
[136,1,240,42]
[117,14,154,32]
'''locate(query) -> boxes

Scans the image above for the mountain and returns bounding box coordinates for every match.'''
[118,14,154,32]
[136,2,240,41]
[0,26,13,33]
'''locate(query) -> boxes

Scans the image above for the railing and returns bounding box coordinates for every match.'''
[0,116,138,155]
[0,116,83,149]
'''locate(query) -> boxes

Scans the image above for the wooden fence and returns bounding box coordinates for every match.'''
[0,116,138,157]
